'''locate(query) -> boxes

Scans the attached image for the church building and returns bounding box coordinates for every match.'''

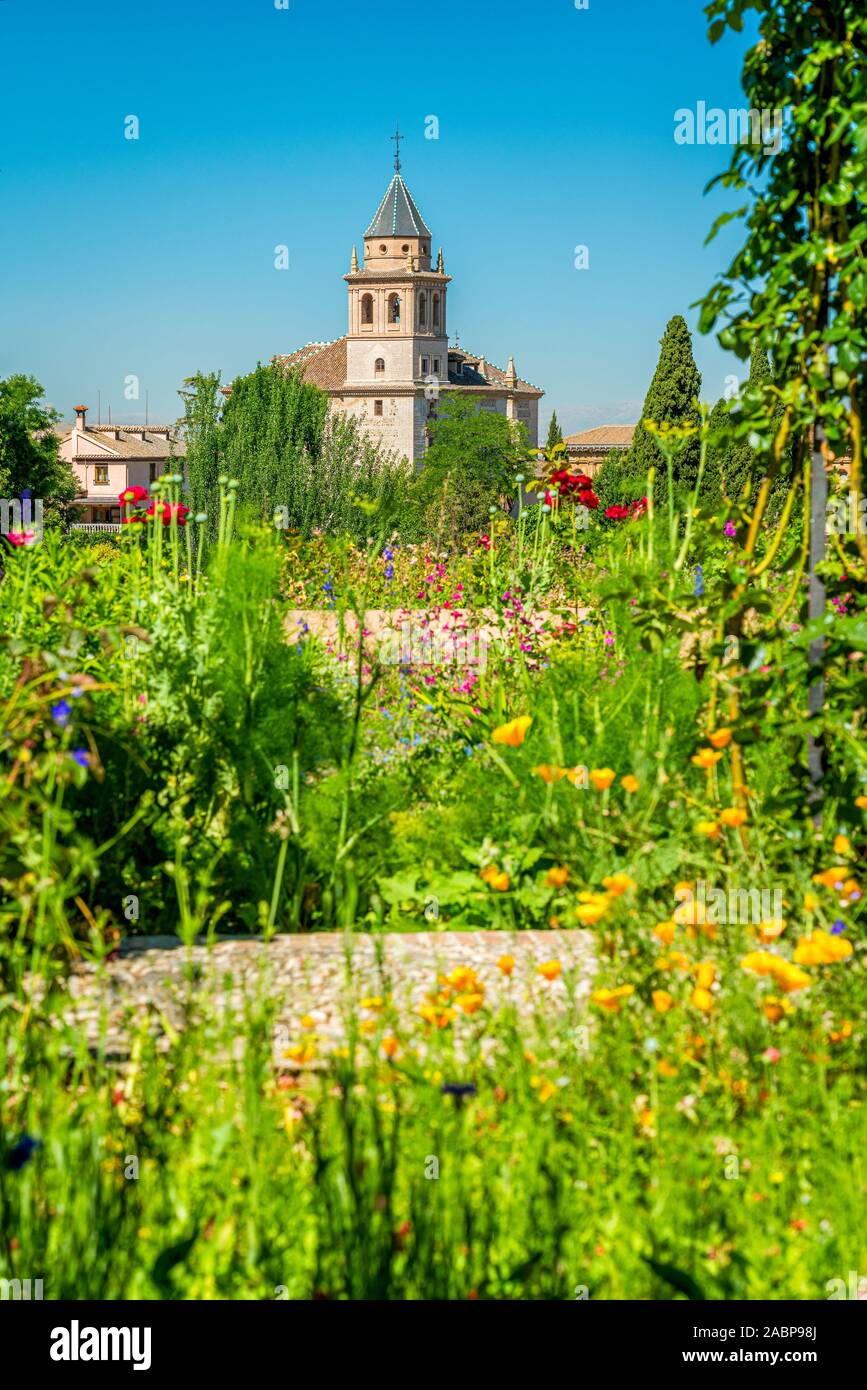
[274,142,543,467]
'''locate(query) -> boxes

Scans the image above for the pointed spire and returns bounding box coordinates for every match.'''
[350,245,359,273]
[505,355,517,387]
[437,247,444,273]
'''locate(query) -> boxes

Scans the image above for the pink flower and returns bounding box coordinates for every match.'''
[763,1047,781,1064]
[4,531,38,548]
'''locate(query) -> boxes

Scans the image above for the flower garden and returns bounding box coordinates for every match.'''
[1,0,866,1305]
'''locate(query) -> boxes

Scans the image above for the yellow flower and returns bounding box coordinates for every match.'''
[538,960,562,981]
[497,954,515,976]
[621,774,640,793]
[690,987,714,1013]
[707,728,732,749]
[803,892,820,913]
[575,901,608,926]
[741,952,812,993]
[533,764,566,783]
[652,989,674,1013]
[657,1058,679,1078]
[812,866,848,890]
[492,715,532,747]
[601,871,637,896]
[674,898,706,926]
[793,930,852,966]
[589,767,616,791]
[758,920,786,942]
[545,865,570,888]
[833,834,852,857]
[720,807,747,828]
[770,1170,785,1185]
[480,866,510,891]
[763,996,792,1023]
[653,920,677,946]
[300,1014,315,1029]
[696,820,720,839]
[455,992,486,1015]
[360,996,384,1011]
[691,748,723,769]
[591,984,634,1012]
[444,966,481,992]
[284,1041,317,1065]
[381,1036,399,1059]
[417,1003,456,1028]
[537,1080,557,1103]
[695,961,716,990]
[855,795,867,810]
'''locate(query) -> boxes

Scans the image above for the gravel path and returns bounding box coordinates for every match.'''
[56,931,596,1062]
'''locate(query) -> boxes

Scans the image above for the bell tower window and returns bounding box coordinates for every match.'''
[432,293,441,329]
[418,293,427,328]
[387,293,400,325]
[361,293,374,325]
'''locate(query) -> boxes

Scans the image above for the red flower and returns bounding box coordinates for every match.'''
[630,496,648,515]
[605,504,630,520]
[146,501,190,526]
[119,485,149,506]
[121,512,146,525]
[578,490,600,510]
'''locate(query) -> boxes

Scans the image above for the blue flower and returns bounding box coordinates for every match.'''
[51,700,72,727]
[831,918,847,936]
[8,1135,41,1171]
[71,749,89,768]
[693,564,704,598]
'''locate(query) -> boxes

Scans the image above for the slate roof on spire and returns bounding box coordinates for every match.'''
[365,174,431,238]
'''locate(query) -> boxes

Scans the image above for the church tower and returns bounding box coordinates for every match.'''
[344,133,451,464]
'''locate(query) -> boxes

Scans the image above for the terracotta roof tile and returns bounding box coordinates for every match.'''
[564,425,636,447]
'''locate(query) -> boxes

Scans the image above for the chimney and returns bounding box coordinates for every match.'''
[74,404,88,432]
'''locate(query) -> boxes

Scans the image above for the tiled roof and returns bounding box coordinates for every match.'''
[365,174,431,238]
[448,348,542,395]
[273,338,349,391]
[65,427,184,459]
[564,425,636,447]
[275,338,542,397]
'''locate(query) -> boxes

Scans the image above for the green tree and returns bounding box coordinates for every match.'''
[179,371,223,529]
[220,362,329,520]
[546,410,564,451]
[413,395,527,539]
[0,375,79,523]
[706,344,794,515]
[597,315,702,503]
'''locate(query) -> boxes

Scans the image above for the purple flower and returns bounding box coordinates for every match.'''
[693,564,704,598]
[831,919,847,936]
[724,521,737,538]
[8,1135,41,1171]
[51,700,72,727]
[71,749,89,768]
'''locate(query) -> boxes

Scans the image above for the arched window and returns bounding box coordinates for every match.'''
[374,357,385,378]
[418,292,427,327]
[432,293,441,328]
[361,293,373,325]
[387,293,400,325]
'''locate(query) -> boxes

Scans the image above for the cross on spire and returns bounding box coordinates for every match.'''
[391,124,403,173]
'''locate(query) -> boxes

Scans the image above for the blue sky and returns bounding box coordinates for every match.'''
[0,0,753,436]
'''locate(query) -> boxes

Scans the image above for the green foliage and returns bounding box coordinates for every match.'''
[0,375,79,521]
[545,410,564,450]
[412,395,527,541]
[597,316,702,504]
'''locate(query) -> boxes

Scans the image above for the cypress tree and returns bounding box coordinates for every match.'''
[546,410,563,450]
[598,315,702,503]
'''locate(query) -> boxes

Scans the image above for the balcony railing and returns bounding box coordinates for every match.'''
[70,523,123,534]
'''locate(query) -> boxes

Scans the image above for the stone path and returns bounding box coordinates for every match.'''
[55,931,596,1062]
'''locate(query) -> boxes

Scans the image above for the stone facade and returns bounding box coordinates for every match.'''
[275,162,543,467]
